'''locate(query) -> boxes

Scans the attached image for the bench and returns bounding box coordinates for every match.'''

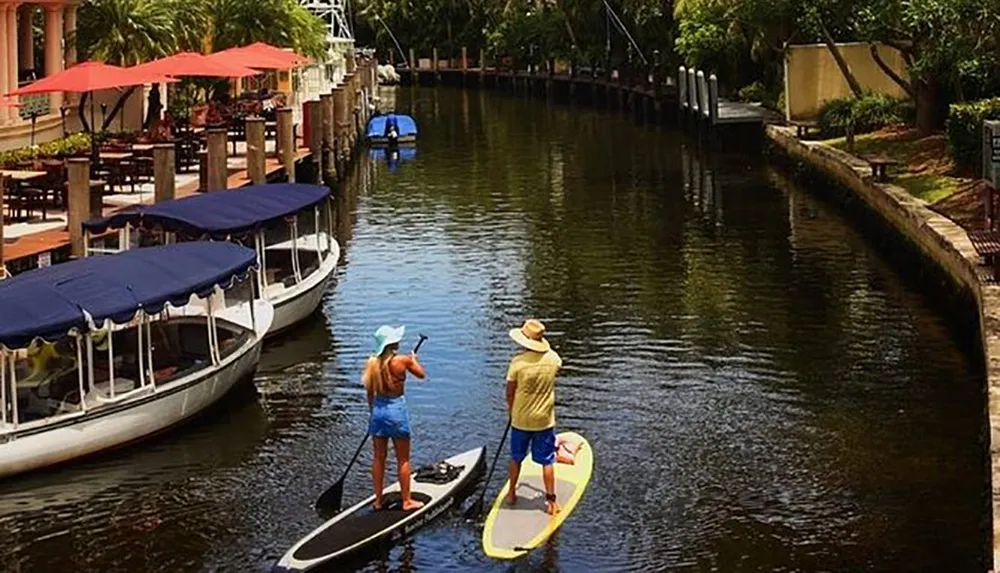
[968,230,1000,281]
[859,154,899,182]
[789,119,819,138]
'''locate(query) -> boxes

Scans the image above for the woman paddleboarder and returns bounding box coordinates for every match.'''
[362,325,426,511]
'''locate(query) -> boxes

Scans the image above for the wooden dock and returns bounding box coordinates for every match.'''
[676,65,781,127]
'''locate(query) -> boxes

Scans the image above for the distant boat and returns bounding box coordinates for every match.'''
[83,183,340,338]
[366,113,417,146]
[0,242,274,479]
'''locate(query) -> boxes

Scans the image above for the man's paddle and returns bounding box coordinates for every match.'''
[314,333,428,516]
[463,418,512,521]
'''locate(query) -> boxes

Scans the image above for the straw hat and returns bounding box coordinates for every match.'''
[509,319,550,353]
[372,325,405,356]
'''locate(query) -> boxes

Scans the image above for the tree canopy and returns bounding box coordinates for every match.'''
[76,0,330,66]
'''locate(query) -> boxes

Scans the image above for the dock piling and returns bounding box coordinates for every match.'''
[246,116,266,185]
[67,157,92,258]
[206,127,228,191]
[276,107,295,183]
[153,143,176,202]
[320,93,336,183]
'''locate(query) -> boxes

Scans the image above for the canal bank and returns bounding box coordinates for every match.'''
[766,124,1000,569]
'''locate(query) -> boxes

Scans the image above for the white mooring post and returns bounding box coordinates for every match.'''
[679,66,688,110]
[688,68,698,115]
[709,74,719,125]
[697,71,709,121]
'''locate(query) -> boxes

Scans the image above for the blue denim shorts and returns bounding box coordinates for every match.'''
[510,427,556,466]
[369,395,411,439]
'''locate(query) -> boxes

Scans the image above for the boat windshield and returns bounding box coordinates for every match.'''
[260,200,334,290]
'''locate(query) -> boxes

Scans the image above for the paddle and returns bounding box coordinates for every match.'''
[463,418,512,522]
[314,333,428,516]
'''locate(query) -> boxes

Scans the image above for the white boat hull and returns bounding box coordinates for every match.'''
[266,238,340,337]
[0,302,274,479]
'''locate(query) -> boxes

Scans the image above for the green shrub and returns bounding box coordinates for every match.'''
[817,93,908,137]
[0,132,93,168]
[736,81,766,103]
[946,98,1000,173]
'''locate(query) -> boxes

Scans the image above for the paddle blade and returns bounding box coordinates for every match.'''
[314,480,344,515]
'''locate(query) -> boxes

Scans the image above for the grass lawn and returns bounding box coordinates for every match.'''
[820,127,986,230]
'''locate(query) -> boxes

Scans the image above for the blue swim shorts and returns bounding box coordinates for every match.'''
[369,395,411,439]
[510,426,556,466]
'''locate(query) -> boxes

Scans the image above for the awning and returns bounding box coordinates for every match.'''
[8,61,176,96]
[0,242,257,350]
[129,52,259,79]
[83,183,332,238]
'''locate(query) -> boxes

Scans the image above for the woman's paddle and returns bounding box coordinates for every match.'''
[314,333,428,516]
[463,418,512,521]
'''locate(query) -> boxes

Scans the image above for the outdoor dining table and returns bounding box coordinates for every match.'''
[0,169,47,182]
[98,152,135,193]
[1,170,49,222]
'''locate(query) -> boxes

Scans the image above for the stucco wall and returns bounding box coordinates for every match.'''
[784,43,909,122]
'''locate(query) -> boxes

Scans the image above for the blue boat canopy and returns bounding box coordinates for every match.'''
[82,183,331,237]
[0,242,257,349]
[366,113,418,139]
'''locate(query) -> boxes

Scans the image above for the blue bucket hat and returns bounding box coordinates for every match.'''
[372,325,405,356]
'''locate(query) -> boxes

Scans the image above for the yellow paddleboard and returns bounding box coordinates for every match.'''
[481,431,593,559]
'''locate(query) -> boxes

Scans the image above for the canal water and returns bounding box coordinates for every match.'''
[0,88,988,572]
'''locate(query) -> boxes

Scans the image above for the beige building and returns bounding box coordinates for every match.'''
[0,0,81,149]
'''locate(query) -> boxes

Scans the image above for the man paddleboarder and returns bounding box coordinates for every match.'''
[505,319,563,515]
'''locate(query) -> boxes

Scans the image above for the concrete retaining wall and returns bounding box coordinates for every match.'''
[766,124,1000,570]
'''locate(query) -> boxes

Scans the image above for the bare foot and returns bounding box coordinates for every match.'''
[546,500,561,515]
[372,500,383,511]
[506,491,517,506]
[402,498,425,511]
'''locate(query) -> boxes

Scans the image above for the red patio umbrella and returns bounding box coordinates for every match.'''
[231,42,311,66]
[206,49,295,71]
[129,52,260,78]
[7,61,176,96]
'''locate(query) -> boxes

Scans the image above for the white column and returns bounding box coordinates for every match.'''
[0,5,10,124]
[7,3,18,122]
[44,3,63,113]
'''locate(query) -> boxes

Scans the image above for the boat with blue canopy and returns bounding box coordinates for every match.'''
[82,183,339,336]
[0,242,274,479]
[366,113,417,146]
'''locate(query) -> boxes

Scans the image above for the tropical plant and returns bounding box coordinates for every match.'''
[74,0,329,131]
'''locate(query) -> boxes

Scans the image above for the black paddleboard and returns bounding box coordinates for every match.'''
[274,446,485,572]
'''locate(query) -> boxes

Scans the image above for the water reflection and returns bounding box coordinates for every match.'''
[0,86,988,573]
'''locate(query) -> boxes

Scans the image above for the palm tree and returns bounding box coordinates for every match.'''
[76,0,181,66]
[75,0,328,131]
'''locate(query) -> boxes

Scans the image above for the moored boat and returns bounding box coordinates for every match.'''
[366,113,418,146]
[82,183,340,337]
[0,242,274,479]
